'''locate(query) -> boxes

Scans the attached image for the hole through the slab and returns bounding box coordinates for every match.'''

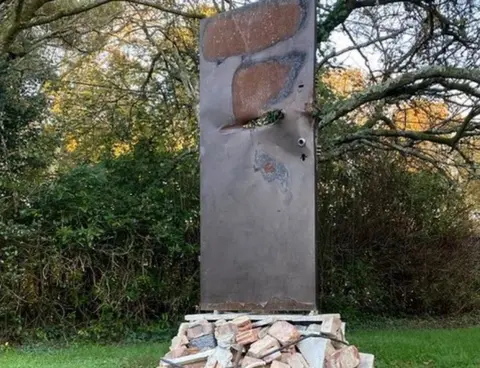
[241,109,285,129]
[301,153,307,161]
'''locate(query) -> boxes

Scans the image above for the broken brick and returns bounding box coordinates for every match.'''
[165,346,188,359]
[262,349,282,364]
[232,316,253,332]
[236,328,260,345]
[165,346,200,360]
[248,335,280,359]
[319,317,342,338]
[241,356,266,368]
[287,353,309,368]
[178,322,190,336]
[187,320,214,340]
[170,334,189,350]
[185,363,206,368]
[268,321,300,345]
[280,353,292,364]
[271,361,290,368]
[325,345,360,368]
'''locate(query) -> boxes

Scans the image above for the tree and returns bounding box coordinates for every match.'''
[316,0,480,177]
[0,52,54,217]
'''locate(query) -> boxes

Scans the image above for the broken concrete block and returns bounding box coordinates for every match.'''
[325,346,360,368]
[161,348,215,367]
[170,334,189,350]
[241,356,266,368]
[252,317,277,328]
[287,353,309,368]
[306,324,322,334]
[320,317,342,337]
[185,363,206,368]
[358,353,375,368]
[188,320,214,340]
[325,340,336,358]
[280,353,294,364]
[215,321,238,347]
[262,349,282,364]
[285,345,296,354]
[295,325,307,333]
[307,323,345,349]
[332,323,348,349]
[271,361,290,368]
[205,347,233,368]
[236,328,260,345]
[297,337,329,368]
[165,346,188,359]
[178,322,190,336]
[268,321,300,345]
[190,334,217,350]
[215,319,228,326]
[165,346,201,360]
[232,315,250,326]
[248,335,280,358]
[258,326,269,339]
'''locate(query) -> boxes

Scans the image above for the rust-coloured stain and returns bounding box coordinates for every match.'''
[232,61,289,123]
[263,162,276,173]
[231,51,306,123]
[202,0,305,61]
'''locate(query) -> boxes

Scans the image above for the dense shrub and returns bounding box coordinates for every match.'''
[1,142,479,341]
[318,152,480,316]
[0,142,200,340]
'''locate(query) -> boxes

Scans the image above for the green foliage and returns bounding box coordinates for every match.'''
[318,151,480,316]
[0,143,199,341]
[0,57,55,217]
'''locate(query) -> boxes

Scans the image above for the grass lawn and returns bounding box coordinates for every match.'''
[0,327,479,368]
[0,341,169,368]
[350,327,480,367]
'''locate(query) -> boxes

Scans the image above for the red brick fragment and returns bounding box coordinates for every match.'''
[202,0,303,60]
[236,328,260,345]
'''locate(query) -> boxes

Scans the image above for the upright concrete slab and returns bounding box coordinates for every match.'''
[199,0,317,311]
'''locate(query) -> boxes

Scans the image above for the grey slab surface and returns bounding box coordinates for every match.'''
[199,0,317,311]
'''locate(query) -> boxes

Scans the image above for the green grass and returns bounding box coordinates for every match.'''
[350,327,480,367]
[0,341,169,368]
[0,327,479,368]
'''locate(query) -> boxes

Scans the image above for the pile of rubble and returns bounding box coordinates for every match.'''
[158,314,374,368]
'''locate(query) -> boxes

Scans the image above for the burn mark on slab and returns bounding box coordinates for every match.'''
[254,150,289,193]
[232,52,306,124]
[202,0,308,61]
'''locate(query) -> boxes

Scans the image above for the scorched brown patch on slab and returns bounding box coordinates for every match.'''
[202,0,303,61]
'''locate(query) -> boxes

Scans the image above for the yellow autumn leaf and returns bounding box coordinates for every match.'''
[112,142,132,157]
[198,4,217,17]
[322,68,366,98]
[394,99,449,131]
[65,136,78,153]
